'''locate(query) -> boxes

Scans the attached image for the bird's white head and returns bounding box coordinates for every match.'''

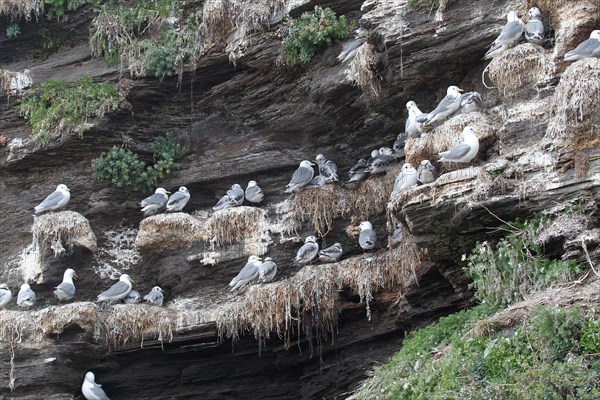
[247,180,258,187]
[447,85,464,97]
[462,126,481,137]
[264,257,273,262]
[249,255,261,262]
[0,283,9,290]
[370,149,379,158]
[315,154,327,163]
[507,10,520,22]
[305,236,318,243]
[300,160,314,168]
[231,184,242,190]
[591,30,600,40]
[379,147,393,155]
[119,274,133,283]
[528,7,541,18]
[84,371,96,383]
[402,163,413,172]
[359,221,373,231]
[152,286,163,292]
[20,283,30,290]
[334,243,342,249]
[57,184,70,192]
[65,269,77,280]
[155,188,170,195]
[178,186,189,193]
[406,100,416,110]
[421,159,431,166]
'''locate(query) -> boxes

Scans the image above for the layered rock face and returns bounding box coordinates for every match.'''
[1,0,599,399]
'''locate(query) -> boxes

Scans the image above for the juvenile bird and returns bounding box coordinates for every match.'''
[295,236,319,265]
[315,154,339,183]
[459,92,484,114]
[318,243,344,263]
[416,160,437,184]
[484,11,524,60]
[245,180,265,204]
[82,371,110,400]
[34,184,71,214]
[213,184,245,210]
[337,27,368,63]
[124,290,141,304]
[393,132,408,158]
[257,257,278,284]
[359,221,377,250]
[143,286,164,306]
[525,7,544,45]
[97,274,133,302]
[0,284,12,309]
[348,158,369,183]
[140,188,170,216]
[17,283,36,307]
[166,186,191,212]
[54,268,77,301]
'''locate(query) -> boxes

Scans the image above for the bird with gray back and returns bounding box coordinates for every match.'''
[564,30,600,62]
[124,290,141,304]
[319,243,344,263]
[525,7,544,45]
[419,86,464,127]
[348,158,369,183]
[359,221,377,250]
[213,184,244,210]
[416,160,437,184]
[304,174,328,189]
[388,227,405,249]
[484,11,524,60]
[143,286,164,306]
[393,132,408,158]
[17,283,36,307]
[315,154,339,183]
[97,274,133,302]
[337,27,368,63]
[82,371,110,400]
[365,150,399,175]
[245,180,264,204]
[166,186,191,212]
[54,268,77,301]
[140,188,170,216]
[229,256,262,292]
[406,101,428,137]
[393,163,418,193]
[459,92,484,114]
[0,284,12,309]
[439,126,480,163]
[34,184,71,214]
[285,160,315,193]
[257,257,278,284]
[295,236,319,266]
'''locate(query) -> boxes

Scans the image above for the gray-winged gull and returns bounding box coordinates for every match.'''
[460,92,484,114]
[97,274,133,302]
[140,188,170,216]
[419,86,464,126]
[406,101,428,137]
[484,11,524,60]
[166,186,191,212]
[285,160,315,193]
[245,180,265,204]
[416,160,437,184]
[295,236,319,265]
[359,221,377,250]
[315,154,339,183]
[257,257,278,284]
[564,30,600,61]
[34,184,71,214]
[337,27,368,63]
[365,154,398,175]
[229,255,261,292]
[388,227,405,249]
[348,158,368,183]
[393,163,418,192]
[0,284,12,309]
[393,132,408,158]
[17,283,36,307]
[54,268,77,301]
[318,243,343,263]
[439,126,480,163]
[305,174,328,189]
[82,371,110,400]
[143,286,164,306]
[124,290,141,304]
[213,184,245,210]
[525,7,544,45]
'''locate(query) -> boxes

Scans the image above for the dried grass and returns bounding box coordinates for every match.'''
[288,185,351,236]
[545,58,600,151]
[0,0,41,20]
[209,206,268,248]
[486,44,555,96]
[135,213,210,251]
[346,43,381,97]
[32,211,97,259]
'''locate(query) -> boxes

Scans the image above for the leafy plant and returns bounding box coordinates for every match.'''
[151,132,182,162]
[33,33,63,59]
[42,0,100,20]
[281,6,351,65]
[142,40,177,80]
[465,217,583,307]
[6,23,21,38]
[16,76,122,146]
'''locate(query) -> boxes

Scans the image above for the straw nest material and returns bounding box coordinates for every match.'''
[135,213,210,251]
[32,211,97,258]
[0,0,41,19]
[345,43,381,97]
[209,206,268,248]
[545,58,600,152]
[486,44,555,96]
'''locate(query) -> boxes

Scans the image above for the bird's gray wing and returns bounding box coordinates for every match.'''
[56,282,75,297]
[441,143,471,161]
[565,38,599,58]
[167,192,186,208]
[393,172,407,191]
[360,230,377,246]
[297,243,317,259]
[213,194,230,210]
[141,193,166,207]
[288,167,314,186]
[18,290,34,304]
[228,188,245,204]
[89,384,110,400]
[231,263,259,284]
[337,37,367,61]
[429,95,459,116]
[496,20,524,44]
[349,160,367,176]
[37,191,64,209]
[99,281,130,299]
[245,186,262,199]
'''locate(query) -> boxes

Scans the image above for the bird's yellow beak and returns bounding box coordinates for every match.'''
[166,191,171,195]
[458,88,464,93]
[310,162,316,167]
[74,273,78,280]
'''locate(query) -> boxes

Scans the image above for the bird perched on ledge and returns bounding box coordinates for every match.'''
[439,126,480,164]
[166,186,191,212]
[54,268,77,301]
[484,10,524,60]
[34,184,70,214]
[140,188,169,216]
[564,30,600,62]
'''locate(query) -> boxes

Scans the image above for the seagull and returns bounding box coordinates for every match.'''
[17,283,36,307]
[166,186,191,212]
[337,27,368,63]
[315,154,339,183]
[82,371,110,400]
[97,274,133,302]
[257,257,278,284]
[245,180,265,204]
[405,101,428,137]
[393,132,408,158]
[34,184,70,213]
[439,126,480,163]
[459,92,484,114]
[393,163,418,192]
[304,174,328,189]
[284,160,315,193]
[359,221,377,250]
[140,188,170,216]
[318,243,343,263]
[143,286,164,306]
[484,10,525,60]
[124,290,141,304]
[564,30,600,62]
[419,86,464,126]
[416,160,437,184]
[348,158,369,183]
[295,236,319,266]
[213,184,245,210]
[388,227,405,249]
[54,268,77,301]
[229,256,261,292]
[525,7,544,45]
[0,284,12,309]
[365,153,398,175]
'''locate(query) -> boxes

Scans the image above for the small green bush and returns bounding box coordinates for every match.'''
[6,23,21,38]
[281,6,351,65]
[142,41,177,80]
[43,0,100,20]
[151,132,182,162]
[581,312,600,356]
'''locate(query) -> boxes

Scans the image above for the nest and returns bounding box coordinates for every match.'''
[209,206,268,248]
[32,211,97,259]
[135,213,210,251]
[288,185,351,236]
[545,58,600,151]
[346,43,381,97]
[0,0,41,19]
[486,44,555,96]
[545,1,599,61]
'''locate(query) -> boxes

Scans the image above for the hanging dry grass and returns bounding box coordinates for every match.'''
[209,206,268,247]
[486,44,555,96]
[346,43,381,97]
[352,166,399,222]
[545,58,600,151]
[135,213,210,251]
[32,211,97,258]
[0,0,41,19]
[288,185,351,236]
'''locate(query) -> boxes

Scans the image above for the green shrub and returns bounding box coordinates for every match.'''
[43,0,100,20]
[142,40,177,80]
[6,23,21,38]
[16,76,122,146]
[465,218,583,307]
[281,6,351,65]
[580,312,600,356]
[151,132,182,162]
